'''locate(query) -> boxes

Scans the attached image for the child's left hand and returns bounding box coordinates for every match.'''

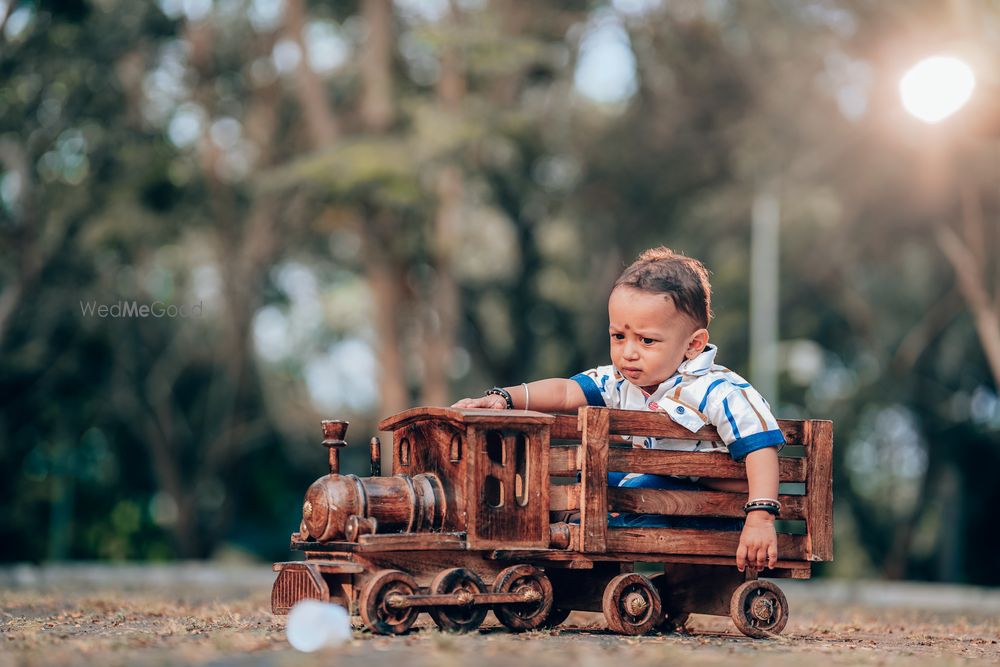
[736,512,778,571]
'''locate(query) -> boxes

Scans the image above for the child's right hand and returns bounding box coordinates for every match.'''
[452,394,509,409]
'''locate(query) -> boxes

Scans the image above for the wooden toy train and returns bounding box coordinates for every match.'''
[272,406,833,638]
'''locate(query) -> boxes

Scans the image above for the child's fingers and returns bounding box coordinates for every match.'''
[735,543,748,572]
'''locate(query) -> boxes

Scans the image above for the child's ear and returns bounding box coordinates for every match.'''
[686,328,710,359]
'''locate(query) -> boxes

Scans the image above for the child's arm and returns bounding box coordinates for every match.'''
[452,379,588,413]
[735,447,780,571]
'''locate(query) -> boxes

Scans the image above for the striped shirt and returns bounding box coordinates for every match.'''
[570,344,785,463]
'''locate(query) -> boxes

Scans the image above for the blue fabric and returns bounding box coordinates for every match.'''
[569,472,744,532]
[727,428,786,462]
[570,373,607,407]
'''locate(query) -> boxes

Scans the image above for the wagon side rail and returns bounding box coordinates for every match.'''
[549,406,832,564]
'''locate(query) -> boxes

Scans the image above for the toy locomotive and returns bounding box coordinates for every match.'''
[272,406,833,638]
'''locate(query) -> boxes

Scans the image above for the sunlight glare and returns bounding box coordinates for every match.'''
[899,55,976,124]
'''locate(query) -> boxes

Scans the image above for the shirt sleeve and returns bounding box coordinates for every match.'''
[569,364,619,408]
[704,384,785,461]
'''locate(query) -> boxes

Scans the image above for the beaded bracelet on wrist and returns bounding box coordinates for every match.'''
[485,387,513,409]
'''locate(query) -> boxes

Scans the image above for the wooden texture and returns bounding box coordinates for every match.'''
[653,564,746,621]
[356,532,467,551]
[273,560,364,574]
[549,446,579,476]
[579,407,609,553]
[551,485,806,520]
[550,484,580,511]
[466,424,551,549]
[379,406,555,432]
[549,447,806,481]
[608,449,807,481]
[608,488,806,520]
[605,528,809,560]
[805,419,834,561]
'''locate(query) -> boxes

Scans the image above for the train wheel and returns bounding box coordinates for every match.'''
[428,568,488,633]
[359,569,419,635]
[602,573,662,635]
[492,565,553,631]
[729,580,788,638]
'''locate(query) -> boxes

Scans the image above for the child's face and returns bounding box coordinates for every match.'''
[608,286,709,392]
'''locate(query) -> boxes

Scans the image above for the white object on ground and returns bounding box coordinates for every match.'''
[286,599,352,652]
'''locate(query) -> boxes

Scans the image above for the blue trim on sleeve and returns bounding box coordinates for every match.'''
[728,429,786,462]
[698,379,727,411]
[571,373,607,407]
[722,396,741,439]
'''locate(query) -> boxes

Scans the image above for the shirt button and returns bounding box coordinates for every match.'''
[676,406,685,414]
[648,401,659,410]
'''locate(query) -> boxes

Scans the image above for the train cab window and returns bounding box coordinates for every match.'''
[514,432,529,506]
[486,430,505,465]
[450,434,462,462]
[484,475,504,507]
[399,437,410,466]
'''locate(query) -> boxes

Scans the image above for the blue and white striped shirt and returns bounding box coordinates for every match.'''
[570,344,785,462]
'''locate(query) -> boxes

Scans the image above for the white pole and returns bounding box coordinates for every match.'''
[750,187,780,403]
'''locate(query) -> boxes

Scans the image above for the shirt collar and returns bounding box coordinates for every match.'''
[676,344,718,377]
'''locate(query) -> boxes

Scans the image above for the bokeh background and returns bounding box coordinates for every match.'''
[1,0,999,586]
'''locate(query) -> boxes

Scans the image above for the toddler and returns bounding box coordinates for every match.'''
[454,247,784,571]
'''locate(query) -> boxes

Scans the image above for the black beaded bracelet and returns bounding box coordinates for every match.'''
[485,387,513,409]
[743,504,780,517]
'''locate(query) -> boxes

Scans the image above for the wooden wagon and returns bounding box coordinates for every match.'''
[272,406,832,638]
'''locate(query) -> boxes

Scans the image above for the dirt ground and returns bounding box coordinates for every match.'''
[2,571,999,667]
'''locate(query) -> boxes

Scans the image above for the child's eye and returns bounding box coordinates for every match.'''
[610,333,625,341]
[641,337,656,345]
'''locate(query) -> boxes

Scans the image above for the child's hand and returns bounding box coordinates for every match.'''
[736,512,778,571]
[452,395,508,409]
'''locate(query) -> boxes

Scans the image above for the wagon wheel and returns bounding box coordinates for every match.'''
[540,606,572,629]
[359,569,419,635]
[428,568,488,633]
[729,580,789,638]
[602,573,662,635]
[492,565,553,631]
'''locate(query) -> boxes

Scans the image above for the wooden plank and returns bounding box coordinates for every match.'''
[579,407,609,553]
[487,550,809,578]
[273,560,365,574]
[355,532,468,552]
[550,484,581,511]
[551,414,580,440]
[549,445,579,475]
[805,419,834,561]
[608,448,807,481]
[608,488,806,520]
[598,409,806,445]
[605,528,809,560]
[378,406,554,432]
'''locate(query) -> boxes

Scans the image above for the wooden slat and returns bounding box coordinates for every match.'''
[486,550,809,578]
[355,532,467,551]
[378,406,554,431]
[549,445,579,476]
[804,419,834,561]
[595,409,806,445]
[605,528,809,560]
[608,488,806,520]
[551,414,580,440]
[550,484,580,511]
[579,407,609,553]
[608,448,807,482]
[551,409,807,446]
